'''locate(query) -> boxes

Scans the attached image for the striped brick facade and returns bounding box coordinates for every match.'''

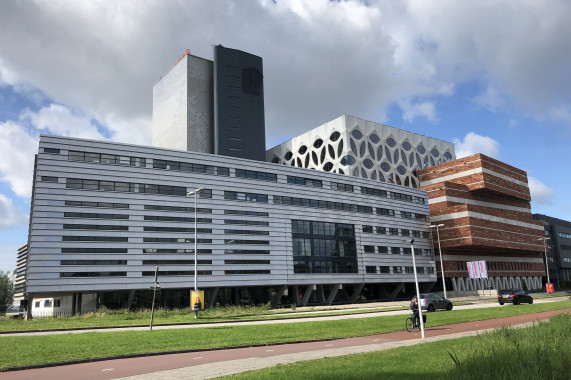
[418,154,546,291]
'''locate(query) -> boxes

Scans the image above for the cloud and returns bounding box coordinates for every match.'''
[0,120,38,197]
[0,243,20,273]
[453,132,500,159]
[528,177,554,205]
[0,194,27,229]
[400,100,438,123]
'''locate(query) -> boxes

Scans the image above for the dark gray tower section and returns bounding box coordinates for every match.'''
[213,46,266,161]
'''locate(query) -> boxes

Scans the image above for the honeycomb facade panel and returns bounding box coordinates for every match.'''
[266,115,456,188]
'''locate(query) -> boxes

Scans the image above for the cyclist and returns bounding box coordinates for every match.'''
[410,296,420,328]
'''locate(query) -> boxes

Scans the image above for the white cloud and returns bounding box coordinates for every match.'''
[0,243,20,273]
[0,194,27,229]
[0,120,38,197]
[400,100,438,123]
[472,85,505,112]
[453,132,500,159]
[528,177,554,205]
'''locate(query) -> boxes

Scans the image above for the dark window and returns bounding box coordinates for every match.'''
[224,210,268,217]
[66,178,186,197]
[224,191,268,203]
[63,224,128,231]
[378,246,388,254]
[366,266,377,274]
[61,260,127,265]
[361,187,387,197]
[380,266,390,273]
[64,212,129,220]
[377,208,395,216]
[225,270,271,275]
[65,201,129,209]
[62,236,128,242]
[393,266,402,273]
[287,176,323,187]
[391,247,401,255]
[224,250,270,254]
[389,228,399,236]
[41,176,58,183]
[364,245,375,253]
[362,225,373,233]
[60,272,127,277]
[236,169,277,182]
[224,260,270,265]
[142,270,212,276]
[224,229,269,235]
[224,239,269,245]
[44,148,60,154]
[401,212,413,219]
[376,226,387,234]
[331,182,354,192]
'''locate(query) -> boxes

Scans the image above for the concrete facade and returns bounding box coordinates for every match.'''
[533,214,571,285]
[418,154,546,291]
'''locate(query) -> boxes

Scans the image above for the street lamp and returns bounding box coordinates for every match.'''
[409,239,425,339]
[430,224,447,299]
[538,237,551,286]
[188,188,203,291]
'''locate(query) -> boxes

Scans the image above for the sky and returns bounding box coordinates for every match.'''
[0,0,570,273]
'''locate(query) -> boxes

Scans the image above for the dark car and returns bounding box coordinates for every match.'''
[413,293,453,312]
[498,289,533,305]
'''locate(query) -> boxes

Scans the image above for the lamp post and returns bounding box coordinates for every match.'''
[538,237,551,286]
[409,239,425,339]
[188,189,203,291]
[430,224,447,299]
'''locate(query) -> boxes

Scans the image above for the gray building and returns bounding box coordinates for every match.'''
[26,134,435,314]
[152,46,266,161]
[533,214,571,286]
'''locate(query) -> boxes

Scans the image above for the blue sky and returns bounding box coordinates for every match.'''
[1,0,570,272]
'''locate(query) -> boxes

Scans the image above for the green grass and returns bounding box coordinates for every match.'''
[0,305,408,332]
[222,313,571,380]
[0,300,569,371]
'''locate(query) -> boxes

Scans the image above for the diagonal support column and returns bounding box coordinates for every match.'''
[300,285,316,306]
[348,283,364,303]
[326,284,342,305]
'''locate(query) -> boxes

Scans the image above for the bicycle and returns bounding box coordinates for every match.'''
[405,311,424,332]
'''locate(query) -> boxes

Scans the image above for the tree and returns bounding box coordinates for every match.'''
[0,271,14,314]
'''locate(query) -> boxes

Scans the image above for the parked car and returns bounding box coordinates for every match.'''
[4,306,25,318]
[412,293,453,312]
[498,289,533,305]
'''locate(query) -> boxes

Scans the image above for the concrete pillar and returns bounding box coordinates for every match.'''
[349,283,365,303]
[209,287,220,307]
[126,290,135,310]
[25,293,33,320]
[76,293,82,315]
[300,285,316,306]
[388,283,403,301]
[271,285,287,307]
[326,284,342,305]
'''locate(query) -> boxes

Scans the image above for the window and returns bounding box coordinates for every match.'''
[380,266,390,273]
[41,176,58,183]
[224,191,268,203]
[401,229,410,237]
[378,246,388,254]
[153,159,228,176]
[415,214,427,221]
[54,299,61,307]
[69,151,146,167]
[376,226,386,234]
[403,248,412,255]
[391,247,401,255]
[401,211,413,219]
[377,208,395,217]
[405,266,414,274]
[389,228,399,236]
[331,182,354,192]
[364,245,375,253]
[66,178,186,196]
[44,300,52,307]
[236,169,277,182]
[62,236,128,242]
[66,201,129,209]
[412,230,421,238]
[362,225,373,233]
[393,266,402,274]
[44,148,60,154]
[287,176,322,187]
[361,187,387,198]
[35,301,40,308]
[366,266,377,274]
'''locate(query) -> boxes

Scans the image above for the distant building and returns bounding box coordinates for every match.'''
[533,214,571,286]
[418,154,545,291]
[152,46,266,161]
[267,115,455,188]
[12,244,28,308]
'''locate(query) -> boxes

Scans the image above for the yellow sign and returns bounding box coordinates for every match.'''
[191,290,205,311]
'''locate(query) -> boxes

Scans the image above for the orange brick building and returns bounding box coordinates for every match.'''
[418,154,546,292]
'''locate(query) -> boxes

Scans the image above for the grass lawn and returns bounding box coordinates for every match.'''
[0,305,408,332]
[0,300,569,371]
[222,313,571,380]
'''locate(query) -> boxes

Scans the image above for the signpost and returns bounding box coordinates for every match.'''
[149,266,160,331]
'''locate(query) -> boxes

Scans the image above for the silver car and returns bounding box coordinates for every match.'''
[414,293,453,312]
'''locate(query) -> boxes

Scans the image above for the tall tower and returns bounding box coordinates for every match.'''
[152,46,266,161]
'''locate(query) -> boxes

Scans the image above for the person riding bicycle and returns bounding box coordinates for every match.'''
[410,296,420,327]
